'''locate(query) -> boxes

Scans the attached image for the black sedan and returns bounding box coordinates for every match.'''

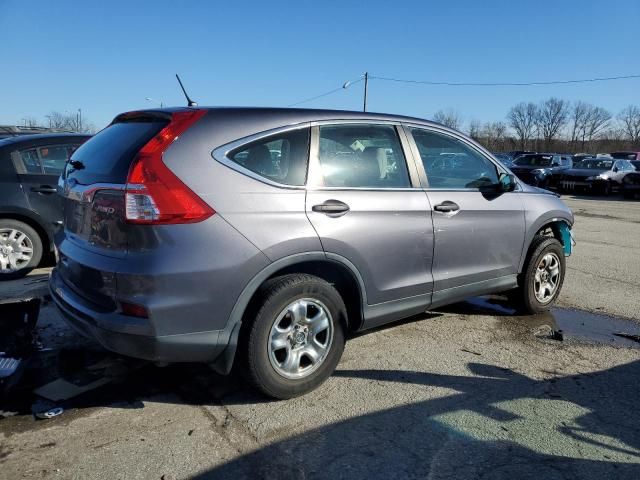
[0,133,90,279]
[559,158,635,195]
[510,154,572,189]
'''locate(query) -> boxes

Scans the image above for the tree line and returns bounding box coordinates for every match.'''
[432,101,640,153]
[20,111,95,134]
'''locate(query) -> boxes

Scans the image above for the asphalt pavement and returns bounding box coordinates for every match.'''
[0,193,639,479]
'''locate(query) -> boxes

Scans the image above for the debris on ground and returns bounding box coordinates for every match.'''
[613,332,640,344]
[34,406,64,420]
[532,324,563,341]
[0,298,40,398]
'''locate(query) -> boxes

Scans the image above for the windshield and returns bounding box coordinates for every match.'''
[513,155,553,167]
[574,159,613,170]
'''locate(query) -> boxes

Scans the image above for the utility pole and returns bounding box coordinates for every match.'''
[363,72,368,112]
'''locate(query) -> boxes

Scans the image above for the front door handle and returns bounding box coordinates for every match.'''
[31,185,58,194]
[434,201,460,213]
[312,199,350,216]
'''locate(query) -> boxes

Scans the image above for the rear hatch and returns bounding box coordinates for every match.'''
[62,112,171,255]
[58,109,216,311]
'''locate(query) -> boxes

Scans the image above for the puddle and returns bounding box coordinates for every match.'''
[442,296,640,349]
[549,309,640,349]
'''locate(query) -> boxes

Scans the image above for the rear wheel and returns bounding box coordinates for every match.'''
[0,220,43,280]
[509,236,565,314]
[243,274,346,399]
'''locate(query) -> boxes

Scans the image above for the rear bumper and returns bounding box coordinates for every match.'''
[50,268,223,362]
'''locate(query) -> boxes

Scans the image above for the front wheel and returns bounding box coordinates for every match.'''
[243,274,346,399]
[510,236,566,314]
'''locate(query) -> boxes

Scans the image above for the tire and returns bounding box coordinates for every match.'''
[243,274,347,399]
[0,219,43,280]
[509,236,565,314]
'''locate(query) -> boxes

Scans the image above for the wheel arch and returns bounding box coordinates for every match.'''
[211,252,367,374]
[519,215,572,272]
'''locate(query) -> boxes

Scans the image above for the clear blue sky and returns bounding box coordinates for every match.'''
[1,0,639,130]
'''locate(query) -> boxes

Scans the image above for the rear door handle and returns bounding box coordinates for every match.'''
[31,186,58,194]
[312,200,350,216]
[434,201,460,213]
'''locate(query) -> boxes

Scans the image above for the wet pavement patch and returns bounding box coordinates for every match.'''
[442,296,640,349]
[550,308,640,349]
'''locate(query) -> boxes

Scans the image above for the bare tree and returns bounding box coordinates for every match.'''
[583,106,611,146]
[46,111,70,129]
[535,98,569,150]
[433,109,462,131]
[507,102,537,150]
[44,111,95,133]
[20,117,40,128]
[483,121,507,151]
[569,101,589,151]
[618,105,640,146]
[467,119,482,140]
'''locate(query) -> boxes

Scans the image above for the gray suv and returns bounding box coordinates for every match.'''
[50,108,574,398]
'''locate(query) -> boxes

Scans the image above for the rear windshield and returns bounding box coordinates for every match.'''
[66,120,167,184]
[513,155,554,167]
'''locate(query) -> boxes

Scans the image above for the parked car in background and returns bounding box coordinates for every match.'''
[508,150,535,161]
[611,151,640,161]
[559,157,635,195]
[492,153,513,168]
[573,153,592,163]
[50,107,574,399]
[0,133,90,279]
[510,153,572,189]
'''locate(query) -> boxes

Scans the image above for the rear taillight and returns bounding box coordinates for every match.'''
[125,109,215,224]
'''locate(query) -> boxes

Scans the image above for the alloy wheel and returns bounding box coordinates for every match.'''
[268,298,334,379]
[533,252,561,304]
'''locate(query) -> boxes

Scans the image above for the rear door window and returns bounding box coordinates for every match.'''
[38,145,74,175]
[411,128,499,189]
[15,149,42,174]
[228,128,310,186]
[317,124,410,188]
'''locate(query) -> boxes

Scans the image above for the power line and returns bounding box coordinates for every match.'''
[370,73,640,87]
[288,72,640,108]
[288,77,364,107]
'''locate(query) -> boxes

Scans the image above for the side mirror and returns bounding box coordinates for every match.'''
[499,172,516,192]
[613,167,619,173]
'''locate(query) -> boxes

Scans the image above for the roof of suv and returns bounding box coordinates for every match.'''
[125,106,449,129]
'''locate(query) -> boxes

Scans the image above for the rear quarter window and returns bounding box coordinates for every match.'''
[227,128,310,186]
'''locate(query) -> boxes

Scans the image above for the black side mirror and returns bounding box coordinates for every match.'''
[498,172,516,192]
[613,167,619,173]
